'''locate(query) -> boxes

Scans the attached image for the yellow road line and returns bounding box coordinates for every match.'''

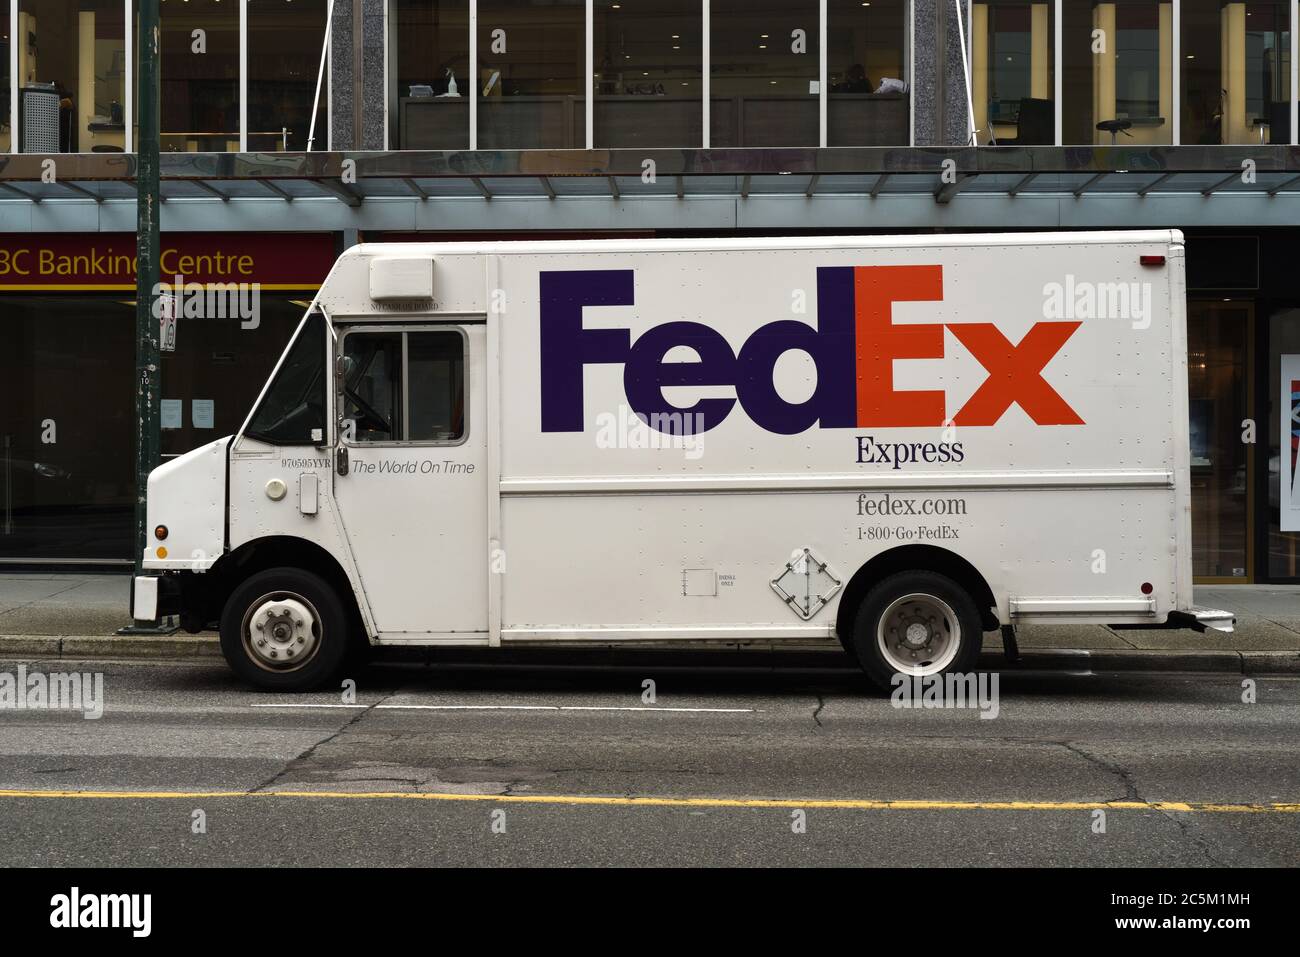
[0,789,1296,813]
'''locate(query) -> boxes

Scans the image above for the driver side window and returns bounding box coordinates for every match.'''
[341,329,466,444]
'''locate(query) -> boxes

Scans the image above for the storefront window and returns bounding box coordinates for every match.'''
[973,1,1053,145]
[477,0,586,148]
[161,0,239,152]
[1182,1,1290,145]
[1188,301,1251,579]
[391,0,470,150]
[248,0,330,151]
[711,0,819,146]
[594,0,703,148]
[827,0,908,146]
[0,297,133,560]
[1267,308,1300,579]
[0,6,11,152]
[1063,1,1173,145]
[15,1,126,153]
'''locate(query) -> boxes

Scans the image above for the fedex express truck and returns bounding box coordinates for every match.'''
[132,231,1233,691]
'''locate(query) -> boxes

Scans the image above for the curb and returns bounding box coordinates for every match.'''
[0,635,221,659]
[0,637,1297,674]
[999,648,1300,675]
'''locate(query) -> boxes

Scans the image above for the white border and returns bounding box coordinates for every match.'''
[1292,0,1298,145]
[818,0,827,147]
[240,0,248,151]
[9,0,16,154]
[585,0,593,148]
[702,0,710,148]
[469,0,478,151]
[1171,0,1180,145]
[1054,0,1062,145]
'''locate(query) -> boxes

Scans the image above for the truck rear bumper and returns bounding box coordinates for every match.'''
[1167,607,1236,634]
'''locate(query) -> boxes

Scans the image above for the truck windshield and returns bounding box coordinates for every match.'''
[243,312,327,445]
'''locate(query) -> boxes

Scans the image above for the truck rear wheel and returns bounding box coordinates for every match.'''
[219,567,349,691]
[851,571,983,690]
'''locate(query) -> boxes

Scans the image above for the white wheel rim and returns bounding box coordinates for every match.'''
[242,592,322,672]
[876,592,962,676]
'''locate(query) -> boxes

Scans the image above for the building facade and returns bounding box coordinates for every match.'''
[0,0,1296,583]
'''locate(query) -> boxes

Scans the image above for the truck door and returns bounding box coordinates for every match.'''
[331,323,488,638]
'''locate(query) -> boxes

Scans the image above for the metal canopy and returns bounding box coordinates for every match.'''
[0,146,1297,231]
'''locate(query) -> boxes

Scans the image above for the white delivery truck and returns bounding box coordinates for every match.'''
[133,231,1233,690]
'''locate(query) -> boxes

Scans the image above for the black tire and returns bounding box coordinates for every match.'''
[219,567,351,691]
[850,570,984,691]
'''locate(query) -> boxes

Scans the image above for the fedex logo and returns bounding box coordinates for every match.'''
[539,266,1084,435]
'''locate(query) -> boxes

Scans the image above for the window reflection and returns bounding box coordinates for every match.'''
[974,1,1053,145]
[248,0,330,151]
[160,0,239,152]
[595,0,702,147]
[711,0,819,146]
[1063,1,1172,145]
[16,0,125,153]
[828,0,909,145]
[477,0,586,149]
[392,0,470,150]
[1183,1,1291,145]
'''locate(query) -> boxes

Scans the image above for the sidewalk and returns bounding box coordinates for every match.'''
[0,572,1296,661]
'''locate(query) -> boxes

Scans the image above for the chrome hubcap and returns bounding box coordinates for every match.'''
[243,593,320,672]
[877,592,961,676]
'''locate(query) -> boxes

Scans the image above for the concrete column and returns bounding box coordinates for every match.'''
[913,0,972,145]
[331,0,388,150]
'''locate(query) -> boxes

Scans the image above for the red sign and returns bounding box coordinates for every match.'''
[0,232,337,290]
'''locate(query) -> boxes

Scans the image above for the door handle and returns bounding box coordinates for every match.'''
[336,446,349,476]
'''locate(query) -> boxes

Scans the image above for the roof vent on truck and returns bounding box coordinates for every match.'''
[370,256,434,301]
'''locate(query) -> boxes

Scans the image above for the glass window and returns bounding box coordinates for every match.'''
[477,0,586,148]
[972,1,1053,145]
[248,0,330,151]
[16,1,126,153]
[594,0,702,148]
[342,332,403,443]
[244,312,328,446]
[1063,1,1172,145]
[342,330,466,444]
[0,297,134,560]
[160,0,239,152]
[0,6,11,152]
[1188,301,1250,579]
[827,0,909,145]
[1267,307,1300,579]
[408,332,466,442]
[711,0,819,146]
[391,0,470,150]
[1183,1,1290,145]
[161,297,310,458]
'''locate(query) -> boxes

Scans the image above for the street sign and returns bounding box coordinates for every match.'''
[159,294,177,353]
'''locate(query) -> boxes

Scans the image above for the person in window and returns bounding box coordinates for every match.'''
[833,64,873,94]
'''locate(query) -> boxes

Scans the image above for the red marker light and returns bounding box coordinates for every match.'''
[1140,582,1154,595]
[1139,255,1166,267]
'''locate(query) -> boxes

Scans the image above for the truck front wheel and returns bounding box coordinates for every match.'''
[851,571,984,690]
[219,567,349,691]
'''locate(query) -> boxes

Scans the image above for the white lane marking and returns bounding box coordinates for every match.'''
[250,703,756,713]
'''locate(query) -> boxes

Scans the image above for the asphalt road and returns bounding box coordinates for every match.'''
[0,655,1296,867]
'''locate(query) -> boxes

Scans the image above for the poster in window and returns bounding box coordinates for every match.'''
[1283,354,1300,532]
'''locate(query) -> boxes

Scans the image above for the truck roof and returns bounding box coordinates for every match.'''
[342,229,1183,260]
